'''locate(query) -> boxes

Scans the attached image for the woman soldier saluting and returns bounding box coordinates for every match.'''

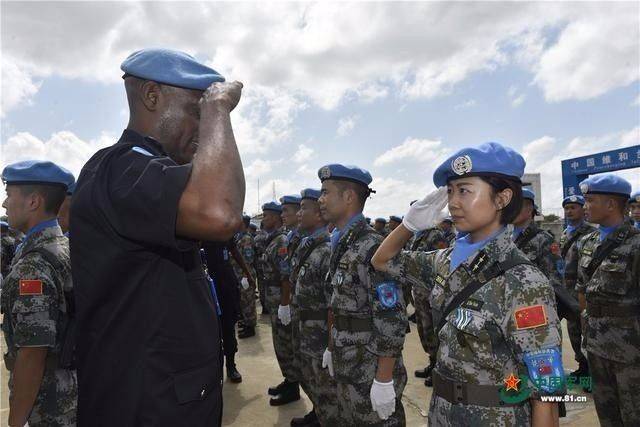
[372,142,563,426]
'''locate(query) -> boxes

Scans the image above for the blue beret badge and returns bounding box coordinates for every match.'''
[580,183,589,194]
[452,155,473,176]
[319,166,331,180]
[376,282,399,309]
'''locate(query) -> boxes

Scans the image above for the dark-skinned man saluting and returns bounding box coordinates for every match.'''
[70,48,245,427]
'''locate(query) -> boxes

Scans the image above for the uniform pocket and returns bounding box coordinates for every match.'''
[598,261,630,295]
[173,356,220,404]
[332,345,375,384]
[444,310,496,368]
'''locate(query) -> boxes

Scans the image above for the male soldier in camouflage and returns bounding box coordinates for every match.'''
[388,216,402,232]
[254,223,269,314]
[630,190,640,229]
[318,164,408,426]
[1,160,77,427]
[576,175,640,426]
[373,218,388,237]
[1,220,17,279]
[260,202,301,405]
[290,188,337,427]
[231,215,258,339]
[406,222,448,386]
[559,195,595,379]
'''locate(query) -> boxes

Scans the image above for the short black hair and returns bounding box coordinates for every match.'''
[242,216,251,227]
[333,180,370,210]
[19,184,67,215]
[479,176,523,225]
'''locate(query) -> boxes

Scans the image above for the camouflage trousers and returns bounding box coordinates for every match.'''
[270,313,296,381]
[566,317,588,366]
[299,353,339,426]
[290,308,301,382]
[413,285,437,356]
[588,352,640,427]
[239,279,257,328]
[428,394,531,427]
[335,359,407,426]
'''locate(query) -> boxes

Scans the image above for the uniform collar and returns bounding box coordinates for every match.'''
[598,223,622,241]
[15,218,62,256]
[331,213,364,250]
[118,129,167,156]
[24,218,59,240]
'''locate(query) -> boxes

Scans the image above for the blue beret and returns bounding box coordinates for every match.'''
[522,188,536,202]
[562,195,585,207]
[300,188,321,201]
[279,195,301,206]
[365,217,372,223]
[248,223,257,230]
[433,142,525,187]
[66,180,77,196]
[318,164,373,187]
[630,191,640,204]
[121,48,225,91]
[262,202,282,213]
[242,214,251,221]
[2,160,74,190]
[389,215,402,223]
[0,221,8,228]
[579,174,631,198]
[375,217,387,224]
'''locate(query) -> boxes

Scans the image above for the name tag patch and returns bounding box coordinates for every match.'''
[461,298,484,311]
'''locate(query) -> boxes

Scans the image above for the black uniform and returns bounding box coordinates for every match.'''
[202,241,240,358]
[71,129,223,426]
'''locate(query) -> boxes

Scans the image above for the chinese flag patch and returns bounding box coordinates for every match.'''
[19,279,43,296]
[278,247,288,256]
[514,305,547,330]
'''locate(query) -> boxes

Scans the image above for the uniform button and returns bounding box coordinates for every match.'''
[200,388,206,397]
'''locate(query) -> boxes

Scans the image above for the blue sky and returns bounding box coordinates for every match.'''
[2,2,639,218]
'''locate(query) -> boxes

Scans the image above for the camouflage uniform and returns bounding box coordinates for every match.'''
[259,228,297,381]
[576,224,640,426]
[330,216,408,426]
[408,228,448,357]
[560,221,595,370]
[254,229,268,311]
[1,232,17,279]
[291,227,339,425]
[231,231,257,328]
[285,227,305,384]
[386,228,562,426]
[1,222,77,426]
[442,229,456,247]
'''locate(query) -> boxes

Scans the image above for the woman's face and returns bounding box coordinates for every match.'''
[447,176,503,233]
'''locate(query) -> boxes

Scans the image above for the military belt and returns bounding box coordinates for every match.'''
[587,303,640,318]
[433,371,523,407]
[299,309,328,322]
[333,315,371,332]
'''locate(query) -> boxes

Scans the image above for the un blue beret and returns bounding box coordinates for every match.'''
[262,202,282,213]
[579,174,631,197]
[522,188,536,201]
[389,215,402,223]
[280,195,302,206]
[318,164,373,187]
[562,195,585,207]
[242,214,251,221]
[365,217,372,223]
[300,188,321,201]
[630,191,640,204]
[248,223,257,230]
[375,217,387,224]
[121,48,225,91]
[0,221,8,228]
[433,142,525,187]
[2,160,75,190]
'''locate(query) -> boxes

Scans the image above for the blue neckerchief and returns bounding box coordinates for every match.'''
[512,226,524,241]
[286,229,298,244]
[331,213,364,250]
[565,221,584,236]
[15,218,59,254]
[599,225,619,242]
[414,230,425,240]
[635,221,640,230]
[450,227,504,272]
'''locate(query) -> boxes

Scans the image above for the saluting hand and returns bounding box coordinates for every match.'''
[402,186,448,233]
[201,81,243,112]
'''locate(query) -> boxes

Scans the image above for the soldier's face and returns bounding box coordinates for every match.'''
[319,181,347,223]
[447,177,504,233]
[157,86,203,165]
[299,199,321,231]
[374,222,385,231]
[57,195,72,233]
[2,186,30,233]
[630,202,640,222]
[563,203,585,222]
[513,199,534,226]
[389,220,399,231]
[584,194,618,224]
[281,204,300,228]
[261,210,280,230]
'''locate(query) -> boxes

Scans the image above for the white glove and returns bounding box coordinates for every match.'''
[322,348,334,377]
[402,186,449,233]
[370,379,396,420]
[278,304,291,325]
[240,277,249,290]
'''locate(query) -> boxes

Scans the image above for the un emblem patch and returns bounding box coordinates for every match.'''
[451,155,473,176]
[579,183,589,194]
[319,166,331,180]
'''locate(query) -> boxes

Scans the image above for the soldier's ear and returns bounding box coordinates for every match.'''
[495,188,513,211]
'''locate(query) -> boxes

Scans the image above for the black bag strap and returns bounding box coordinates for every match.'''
[514,225,541,249]
[329,221,376,277]
[265,230,286,249]
[584,227,631,280]
[291,235,330,279]
[436,251,532,334]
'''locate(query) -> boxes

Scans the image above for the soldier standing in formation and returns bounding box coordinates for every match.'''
[576,174,640,426]
[373,218,388,236]
[373,142,563,426]
[231,214,258,339]
[1,220,17,279]
[1,160,77,427]
[388,216,402,232]
[630,190,640,229]
[318,164,408,425]
[254,222,270,315]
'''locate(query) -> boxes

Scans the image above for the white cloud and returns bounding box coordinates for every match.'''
[365,176,436,220]
[292,144,314,163]
[1,57,41,117]
[454,99,477,110]
[507,85,526,107]
[337,115,358,137]
[374,138,450,167]
[1,130,113,179]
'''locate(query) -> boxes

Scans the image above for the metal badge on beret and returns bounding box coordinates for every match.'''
[451,155,473,176]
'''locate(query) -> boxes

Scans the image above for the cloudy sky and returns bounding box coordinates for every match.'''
[2,1,639,218]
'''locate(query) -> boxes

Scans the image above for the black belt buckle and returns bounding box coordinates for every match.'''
[452,381,467,404]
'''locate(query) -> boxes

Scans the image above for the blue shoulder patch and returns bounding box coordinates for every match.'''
[523,347,564,394]
[132,146,154,156]
[376,281,399,309]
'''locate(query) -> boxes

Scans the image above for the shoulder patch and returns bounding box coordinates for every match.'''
[132,146,154,156]
[376,282,399,308]
[514,305,547,330]
[19,279,43,296]
[278,247,288,256]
